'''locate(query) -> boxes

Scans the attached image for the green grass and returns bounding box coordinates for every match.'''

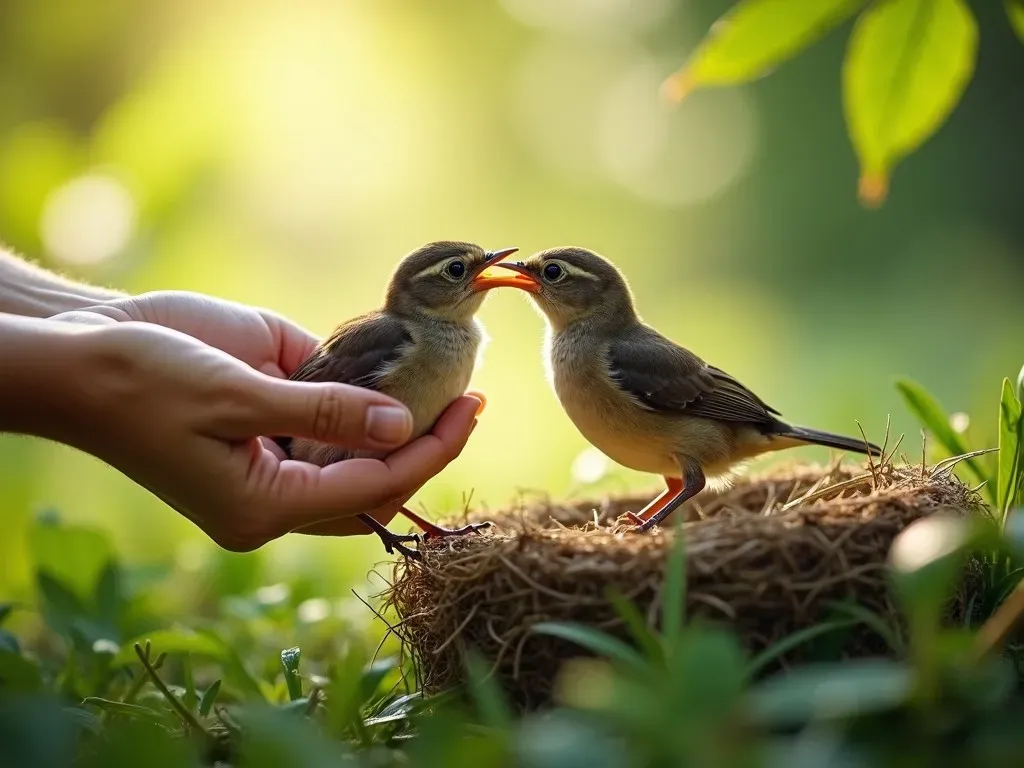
[2,369,1024,767]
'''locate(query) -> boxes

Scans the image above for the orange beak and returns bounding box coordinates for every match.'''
[471,259,541,293]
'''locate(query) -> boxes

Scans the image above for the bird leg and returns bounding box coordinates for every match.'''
[357,513,422,560]
[399,507,492,541]
[625,477,684,526]
[627,457,706,533]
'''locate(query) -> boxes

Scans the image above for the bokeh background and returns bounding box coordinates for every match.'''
[1,0,1022,607]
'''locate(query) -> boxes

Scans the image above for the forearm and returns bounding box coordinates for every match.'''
[0,313,102,438]
[0,248,126,317]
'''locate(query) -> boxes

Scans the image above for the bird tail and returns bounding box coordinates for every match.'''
[771,422,882,457]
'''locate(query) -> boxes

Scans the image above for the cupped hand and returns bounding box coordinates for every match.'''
[49,298,482,551]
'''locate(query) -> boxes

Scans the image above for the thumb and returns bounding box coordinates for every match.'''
[231,376,414,451]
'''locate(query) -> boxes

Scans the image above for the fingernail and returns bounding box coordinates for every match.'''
[469,393,486,415]
[366,406,412,444]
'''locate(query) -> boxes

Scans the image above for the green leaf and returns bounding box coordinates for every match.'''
[1008,0,1024,44]
[359,657,398,705]
[606,589,663,665]
[364,692,422,727]
[198,679,221,717]
[0,630,20,654]
[895,379,989,490]
[0,649,43,692]
[110,630,227,667]
[746,620,856,678]
[62,707,101,735]
[532,622,648,674]
[822,600,904,653]
[746,660,912,726]
[663,0,867,101]
[661,532,687,654]
[842,0,978,207]
[997,378,1023,522]
[182,654,197,712]
[29,519,115,603]
[81,697,169,723]
[281,647,303,701]
[236,706,350,768]
[464,651,512,731]
[0,603,12,625]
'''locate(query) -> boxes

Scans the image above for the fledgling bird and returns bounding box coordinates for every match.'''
[488,246,883,532]
[275,241,522,557]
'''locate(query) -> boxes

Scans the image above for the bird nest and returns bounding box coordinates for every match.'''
[381,457,985,710]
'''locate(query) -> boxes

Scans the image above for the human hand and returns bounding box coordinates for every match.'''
[55,289,320,378]
[43,312,482,551]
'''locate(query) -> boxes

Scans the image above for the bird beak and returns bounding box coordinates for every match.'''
[471,258,542,293]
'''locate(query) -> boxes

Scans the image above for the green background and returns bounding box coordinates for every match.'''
[1,0,1021,605]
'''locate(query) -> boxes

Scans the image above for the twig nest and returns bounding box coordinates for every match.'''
[384,460,983,709]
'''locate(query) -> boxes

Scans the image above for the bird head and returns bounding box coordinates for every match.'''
[384,241,519,322]
[474,246,637,330]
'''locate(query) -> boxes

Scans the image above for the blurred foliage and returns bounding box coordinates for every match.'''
[2,394,1024,766]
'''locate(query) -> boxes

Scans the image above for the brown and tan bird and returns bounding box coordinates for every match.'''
[276,241,522,557]
[478,246,882,532]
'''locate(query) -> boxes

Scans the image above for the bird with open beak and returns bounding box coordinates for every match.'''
[474,246,882,532]
[275,241,519,558]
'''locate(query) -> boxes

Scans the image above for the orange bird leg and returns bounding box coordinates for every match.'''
[627,457,706,533]
[399,507,492,541]
[626,477,685,526]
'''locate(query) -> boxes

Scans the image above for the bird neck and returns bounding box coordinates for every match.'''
[551,299,640,337]
[388,306,478,332]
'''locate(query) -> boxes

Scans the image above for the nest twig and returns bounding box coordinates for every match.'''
[380,456,984,710]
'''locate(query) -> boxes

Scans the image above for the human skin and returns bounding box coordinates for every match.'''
[0,250,483,551]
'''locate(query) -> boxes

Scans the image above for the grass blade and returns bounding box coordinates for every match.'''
[661,532,687,653]
[745,620,856,678]
[198,680,221,717]
[281,647,303,702]
[997,378,1023,524]
[823,600,904,653]
[605,588,664,665]
[464,651,511,731]
[532,621,647,673]
[896,378,990,493]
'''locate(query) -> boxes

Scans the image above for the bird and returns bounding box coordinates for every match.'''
[488,246,883,532]
[275,241,523,558]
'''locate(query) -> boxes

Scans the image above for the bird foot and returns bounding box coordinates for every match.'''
[379,530,423,560]
[420,520,493,541]
[624,514,659,533]
[357,513,424,560]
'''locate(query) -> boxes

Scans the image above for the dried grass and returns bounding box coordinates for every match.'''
[381,456,985,709]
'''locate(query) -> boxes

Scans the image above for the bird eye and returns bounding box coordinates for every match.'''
[543,262,563,281]
[446,260,467,279]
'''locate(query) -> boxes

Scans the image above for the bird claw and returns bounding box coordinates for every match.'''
[379,531,423,560]
[421,520,493,541]
[625,512,645,527]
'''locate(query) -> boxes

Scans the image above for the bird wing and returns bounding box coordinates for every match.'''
[288,311,413,391]
[606,326,781,425]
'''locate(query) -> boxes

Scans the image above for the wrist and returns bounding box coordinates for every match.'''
[0,314,109,441]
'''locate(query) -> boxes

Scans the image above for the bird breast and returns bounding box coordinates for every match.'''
[379,318,484,442]
[547,328,680,477]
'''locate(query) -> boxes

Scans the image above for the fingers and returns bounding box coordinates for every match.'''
[228,376,415,451]
[264,394,480,531]
[257,310,320,375]
[293,504,402,537]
